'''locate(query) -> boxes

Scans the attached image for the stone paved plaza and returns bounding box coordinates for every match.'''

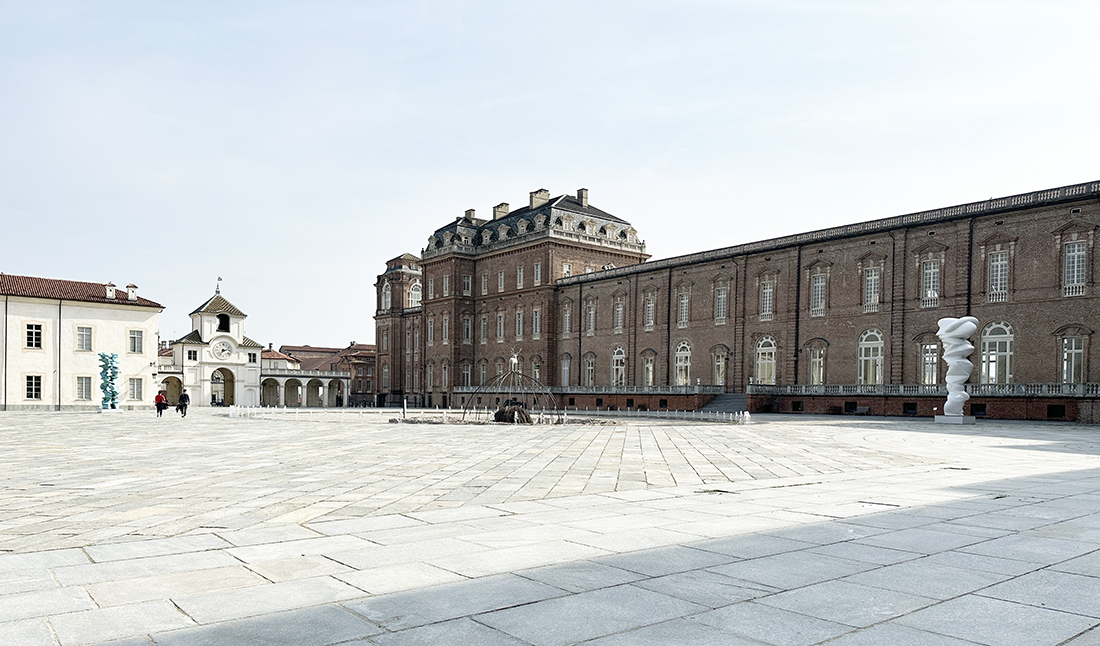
[2,410,1100,645]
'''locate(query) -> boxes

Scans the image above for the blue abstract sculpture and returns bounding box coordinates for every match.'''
[99,352,119,409]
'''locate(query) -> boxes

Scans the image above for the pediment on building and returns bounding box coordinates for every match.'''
[979,232,1017,248]
[910,240,949,257]
[804,259,833,273]
[1052,219,1096,236]
[1052,324,1094,337]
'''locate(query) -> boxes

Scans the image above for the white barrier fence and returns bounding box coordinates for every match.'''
[227,405,751,425]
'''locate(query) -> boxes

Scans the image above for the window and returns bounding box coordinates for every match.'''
[462,317,471,344]
[498,271,505,292]
[920,342,939,385]
[426,365,433,389]
[480,315,488,344]
[586,301,596,335]
[413,369,419,389]
[810,274,826,317]
[532,359,541,382]
[755,337,776,385]
[442,364,448,387]
[613,300,624,333]
[643,356,655,386]
[383,364,390,389]
[427,278,434,300]
[187,349,198,361]
[382,329,389,351]
[988,251,1008,302]
[862,268,880,313]
[26,324,42,348]
[759,282,774,322]
[562,303,572,338]
[532,308,541,338]
[480,363,487,385]
[427,320,434,344]
[675,342,692,386]
[517,266,524,289]
[1064,241,1087,297]
[644,293,656,331]
[712,351,726,386]
[980,322,1014,384]
[858,329,884,385]
[462,275,471,296]
[26,375,42,400]
[441,315,449,344]
[217,313,231,332]
[128,378,143,400]
[128,330,144,354]
[408,282,422,307]
[357,379,363,390]
[406,330,411,357]
[383,282,393,309]
[1063,336,1085,383]
[677,292,690,328]
[76,376,92,400]
[585,356,595,386]
[562,263,572,277]
[561,357,570,386]
[76,326,92,351]
[497,313,505,342]
[462,365,472,387]
[515,310,523,340]
[496,361,504,377]
[414,329,420,351]
[442,275,450,297]
[248,352,257,363]
[481,274,488,295]
[921,260,940,308]
[611,347,626,386]
[714,287,728,324]
[534,262,542,286]
[809,347,825,385]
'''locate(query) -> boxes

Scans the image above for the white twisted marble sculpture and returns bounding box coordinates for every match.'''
[937,316,979,416]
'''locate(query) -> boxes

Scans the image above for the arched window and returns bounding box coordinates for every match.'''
[858,329,884,385]
[408,282,422,308]
[381,364,389,390]
[217,313,230,332]
[611,347,626,386]
[755,336,776,385]
[381,282,392,311]
[980,322,1014,384]
[712,349,726,387]
[675,342,691,386]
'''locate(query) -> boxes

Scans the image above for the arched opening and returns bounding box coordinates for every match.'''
[858,329,884,385]
[160,377,183,405]
[611,347,626,386]
[217,313,230,333]
[327,379,343,407]
[211,368,235,406]
[755,337,776,385]
[675,341,692,386]
[261,378,281,406]
[980,321,1014,384]
[306,379,325,407]
[284,379,303,407]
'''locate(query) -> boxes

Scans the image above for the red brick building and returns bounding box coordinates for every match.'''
[377,181,1100,422]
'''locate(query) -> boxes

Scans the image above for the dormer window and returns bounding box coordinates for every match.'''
[217,314,230,332]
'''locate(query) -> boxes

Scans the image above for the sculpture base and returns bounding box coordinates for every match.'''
[98,408,124,414]
[936,415,976,425]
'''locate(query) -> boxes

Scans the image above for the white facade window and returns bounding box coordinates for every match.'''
[26,323,42,348]
[480,315,488,344]
[585,357,595,386]
[613,300,624,333]
[462,317,471,344]
[481,274,488,295]
[498,271,505,292]
[1064,241,1087,297]
[76,326,92,351]
[759,282,774,322]
[920,342,939,385]
[562,304,571,338]
[643,356,655,386]
[755,337,776,385]
[562,263,572,277]
[462,275,471,296]
[858,329,884,385]
[76,376,92,400]
[26,375,42,399]
[586,302,596,336]
[515,310,523,339]
[128,378,143,400]
[1062,337,1084,384]
[249,352,257,363]
[534,262,542,286]
[497,313,505,342]
[677,292,689,328]
[809,274,826,317]
[128,330,144,354]
[988,251,1008,302]
[187,349,198,361]
[862,268,880,313]
[980,322,1014,384]
[611,347,626,386]
[644,293,656,331]
[442,275,449,297]
[408,283,422,308]
[921,260,940,308]
[441,315,449,344]
[517,267,524,289]
[712,352,725,386]
[674,342,691,386]
[532,308,541,338]
[810,347,825,385]
[714,287,728,324]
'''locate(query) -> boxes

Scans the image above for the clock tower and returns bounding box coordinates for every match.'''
[167,291,263,407]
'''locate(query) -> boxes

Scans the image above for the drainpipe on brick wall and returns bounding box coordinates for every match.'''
[792,246,802,384]
[665,266,673,385]
[966,216,975,316]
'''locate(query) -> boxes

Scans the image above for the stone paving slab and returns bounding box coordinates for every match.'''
[2,409,1100,644]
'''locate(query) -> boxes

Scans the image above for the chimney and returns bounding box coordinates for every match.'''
[269,343,273,350]
[493,202,510,220]
[464,208,475,220]
[577,188,588,207]
[126,283,138,301]
[529,188,550,209]
[105,282,116,299]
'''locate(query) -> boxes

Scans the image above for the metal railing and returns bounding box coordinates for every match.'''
[261,369,351,378]
[748,383,1100,398]
[227,405,751,425]
[452,384,724,395]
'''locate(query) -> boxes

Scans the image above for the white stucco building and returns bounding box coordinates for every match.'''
[1,274,162,411]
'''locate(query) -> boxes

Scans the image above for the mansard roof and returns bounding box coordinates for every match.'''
[429,192,632,243]
[0,274,162,308]
[190,293,246,317]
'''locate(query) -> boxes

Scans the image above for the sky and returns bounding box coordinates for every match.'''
[2,0,1098,348]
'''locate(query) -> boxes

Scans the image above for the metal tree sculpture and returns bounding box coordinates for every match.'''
[98,352,120,409]
[461,353,562,424]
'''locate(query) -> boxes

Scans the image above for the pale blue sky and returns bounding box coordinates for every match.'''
[2,1,1097,347]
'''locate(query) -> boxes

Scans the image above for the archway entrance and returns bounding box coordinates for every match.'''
[261,378,280,406]
[160,377,183,405]
[211,368,236,406]
[306,379,324,407]
[284,379,303,407]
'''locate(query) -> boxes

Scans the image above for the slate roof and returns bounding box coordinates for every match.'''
[240,336,263,348]
[0,274,163,308]
[173,330,206,345]
[190,294,246,317]
[429,193,634,244]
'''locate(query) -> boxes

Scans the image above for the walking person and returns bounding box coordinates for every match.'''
[155,391,167,417]
[178,389,190,418]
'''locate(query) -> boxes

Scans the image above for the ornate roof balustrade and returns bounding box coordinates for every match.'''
[453,385,723,395]
[747,383,1100,398]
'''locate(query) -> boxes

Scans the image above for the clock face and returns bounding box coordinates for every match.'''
[212,341,233,360]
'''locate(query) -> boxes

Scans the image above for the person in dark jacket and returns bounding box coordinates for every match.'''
[178,390,190,417]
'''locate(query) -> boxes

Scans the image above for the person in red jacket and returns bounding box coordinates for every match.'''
[154,392,167,417]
